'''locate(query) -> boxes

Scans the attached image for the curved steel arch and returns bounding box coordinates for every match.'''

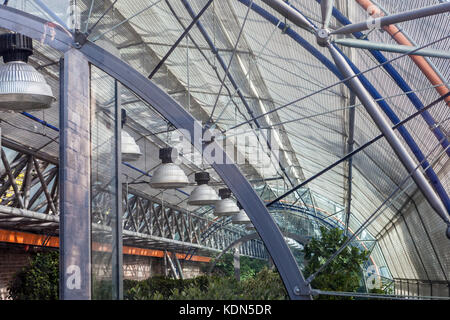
[236,0,450,217]
[326,1,450,157]
[0,5,311,299]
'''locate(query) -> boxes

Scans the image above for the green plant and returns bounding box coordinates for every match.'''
[242,268,288,300]
[303,226,369,300]
[124,275,210,300]
[206,253,268,280]
[8,251,59,300]
[169,276,244,300]
[127,268,288,300]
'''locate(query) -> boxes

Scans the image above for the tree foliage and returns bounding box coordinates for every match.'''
[303,226,369,299]
[8,251,59,300]
[129,268,288,300]
[206,253,267,280]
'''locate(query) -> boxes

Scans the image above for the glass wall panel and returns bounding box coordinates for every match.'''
[8,0,73,29]
[90,65,121,299]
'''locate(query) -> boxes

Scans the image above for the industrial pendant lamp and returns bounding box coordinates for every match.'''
[214,188,240,217]
[232,202,251,224]
[149,147,189,189]
[121,109,142,162]
[246,224,256,231]
[0,33,55,111]
[187,172,219,206]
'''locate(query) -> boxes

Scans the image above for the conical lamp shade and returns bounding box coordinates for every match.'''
[0,61,55,111]
[187,172,219,206]
[149,147,189,189]
[214,188,239,216]
[232,209,251,224]
[188,184,219,206]
[246,224,256,231]
[0,33,55,111]
[121,130,142,162]
[214,198,240,216]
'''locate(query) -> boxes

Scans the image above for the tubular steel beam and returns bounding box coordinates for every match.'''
[80,42,311,298]
[266,91,450,208]
[327,43,449,226]
[334,38,450,59]
[326,2,450,155]
[243,0,450,160]
[352,0,450,108]
[331,2,450,35]
[320,0,334,29]
[259,0,315,30]
[248,0,450,227]
[344,94,356,236]
[148,0,213,79]
[181,0,303,200]
[239,0,450,205]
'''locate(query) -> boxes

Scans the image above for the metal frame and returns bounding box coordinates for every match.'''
[0,143,265,259]
[181,0,305,201]
[1,1,448,300]
[235,0,450,219]
[252,0,449,229]
[0,5,311,300]
[327,2,450,157]
[0,145,58,218]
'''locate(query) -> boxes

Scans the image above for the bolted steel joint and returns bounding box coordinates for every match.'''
[316,28,330,47]
[293,283,313,297]
[72,29,88,49]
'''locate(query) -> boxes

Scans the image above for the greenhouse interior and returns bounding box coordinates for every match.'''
[0,0,448,301]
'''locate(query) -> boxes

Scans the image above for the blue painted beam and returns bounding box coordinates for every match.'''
[324,1,450,157]
[236,0,450,214]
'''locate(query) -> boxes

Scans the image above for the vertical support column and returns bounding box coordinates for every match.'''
[344,93,356,236]
[59,49,91,300]
[172,251,184,280]
[112,80,123,299]
[233,246,240,282]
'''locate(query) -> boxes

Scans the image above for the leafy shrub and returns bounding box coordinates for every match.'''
[8,251,59,300]
[242,268,288,300]
[206,253,268,280]
[124,275,210,300]
[127,268,288,300]
[303,226,369,300]
[7,250,285,300]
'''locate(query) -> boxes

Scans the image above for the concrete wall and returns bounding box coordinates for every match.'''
[0,244,33,300]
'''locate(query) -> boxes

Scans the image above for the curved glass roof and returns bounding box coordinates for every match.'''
[1,0,449,296]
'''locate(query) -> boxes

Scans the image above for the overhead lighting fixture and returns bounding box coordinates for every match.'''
[0,33,55,111]
[214,188,240,217]
[245,224,256,231]
[232,202,251,224]
[121,109,142,162]
[121,130,142,162]
[187,172,219,206]
[149,147,189,189]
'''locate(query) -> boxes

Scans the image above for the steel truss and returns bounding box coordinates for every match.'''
[6,2,447,299]
[0,145,266,259]
[0,144,58,217]
[120,188,266,258]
